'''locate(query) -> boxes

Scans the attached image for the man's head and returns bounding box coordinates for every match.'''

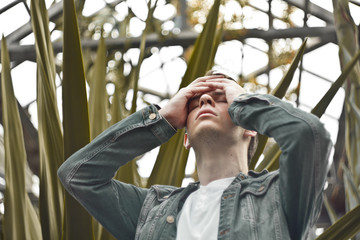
[184,70,258,166]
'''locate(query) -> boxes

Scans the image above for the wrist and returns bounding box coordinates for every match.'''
[158,108,178,131]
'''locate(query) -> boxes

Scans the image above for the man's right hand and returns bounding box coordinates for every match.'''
[158,75,218,129]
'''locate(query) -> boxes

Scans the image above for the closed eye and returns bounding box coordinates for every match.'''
[188,97,200,112]
[189,103,199,112]
[213,96,227,103]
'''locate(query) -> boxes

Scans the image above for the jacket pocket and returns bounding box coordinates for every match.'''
[238,177,284,240]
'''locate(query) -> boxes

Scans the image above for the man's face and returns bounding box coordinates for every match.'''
[185,88,243,147]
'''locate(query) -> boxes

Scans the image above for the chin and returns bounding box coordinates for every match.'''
[189,126,222,146]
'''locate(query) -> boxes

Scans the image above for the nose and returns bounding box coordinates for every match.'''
[199,94,215,108]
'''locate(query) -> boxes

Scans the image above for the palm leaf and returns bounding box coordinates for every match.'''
[316,204,360,240]
[270,38,308,98]
[62,0,93,239]
[342,164,360,210]
[250,135,270,171]
[179,0,221,89]
[147,128,189,187]
[249,39,307,170]
[110,82,125,125]
[206,21,224,70]
[331,0,360,236]
[311,50,360,118]
[1,36,42,240]
[255,144,281,172]
[30,0,64,238]
[147,0,221,187]
[130,0,158,114]
[89,34,108,140]
[333,0,360,192]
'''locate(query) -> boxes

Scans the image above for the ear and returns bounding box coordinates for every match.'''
[243,130,257,137]
[184,133,192,150]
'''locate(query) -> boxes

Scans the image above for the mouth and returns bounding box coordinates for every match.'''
[196,110,217,120]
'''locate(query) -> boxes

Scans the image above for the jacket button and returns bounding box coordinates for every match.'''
[166,215,175,224]
[257,185,265,192]
[149,113,157,120]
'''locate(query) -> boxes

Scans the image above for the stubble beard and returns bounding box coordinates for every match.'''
[189,126,223,149]
[189,122,243,152]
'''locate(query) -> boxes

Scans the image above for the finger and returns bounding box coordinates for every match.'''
[202,81,226,90]
[186,81,227,92]
[189,81,213,87]
[189,75,219,85]
[187,86,216,97]
[185,81,216,91]
[205,78,237,84]
[182,86,216,100]
[205,79,242,90]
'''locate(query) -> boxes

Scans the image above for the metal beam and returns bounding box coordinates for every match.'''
[243,38,334,80]
[227,26,337,42]
[3,0,123,45]
[283,0,334,24]
[2,26,337,63]
[0,0,23,14]
[4,1,63,44]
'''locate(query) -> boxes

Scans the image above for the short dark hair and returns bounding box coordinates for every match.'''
[247,134,259,166]
[205,69,258,166]
[205,69,237,82]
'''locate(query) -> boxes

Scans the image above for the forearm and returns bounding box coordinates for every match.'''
[58,104,176,195]
[229,93,331,180]
[57,104,177,238]
[229,93,332,238]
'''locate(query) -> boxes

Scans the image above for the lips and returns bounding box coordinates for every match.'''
[196,109,217,120]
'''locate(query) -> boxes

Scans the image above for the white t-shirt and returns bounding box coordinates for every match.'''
[176,177,235,240]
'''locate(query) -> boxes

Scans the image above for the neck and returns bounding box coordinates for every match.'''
[194,143,249,186]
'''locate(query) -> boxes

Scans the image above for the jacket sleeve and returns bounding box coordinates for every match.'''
[228,93,332,239]
[57,104,177,239]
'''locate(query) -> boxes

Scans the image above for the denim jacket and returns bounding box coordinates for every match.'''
[58,94,332,240]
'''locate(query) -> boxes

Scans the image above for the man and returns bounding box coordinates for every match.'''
[58,72,332,240]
